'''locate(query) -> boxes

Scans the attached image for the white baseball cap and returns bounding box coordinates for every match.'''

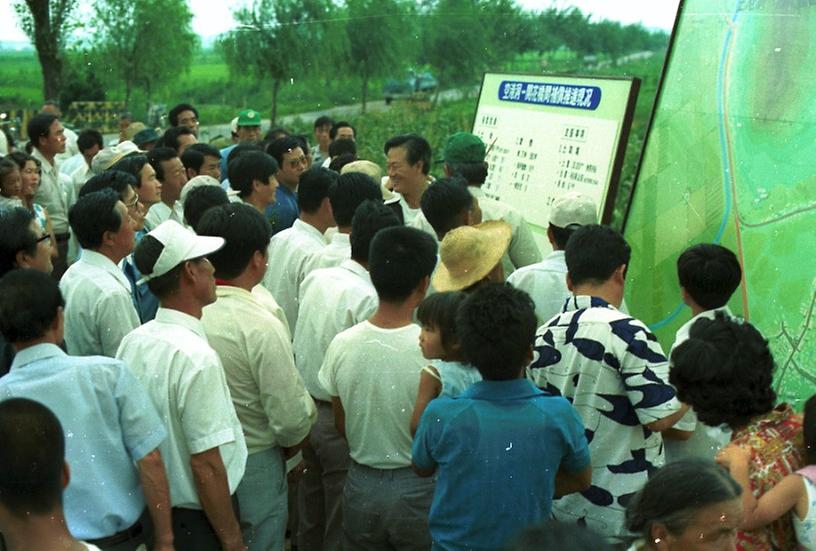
[549,192,598,228]
[137,220,224,283]
[91,140,143,175]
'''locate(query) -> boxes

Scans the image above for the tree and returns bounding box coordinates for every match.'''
[91,0,198,108]
[13,0,78,101]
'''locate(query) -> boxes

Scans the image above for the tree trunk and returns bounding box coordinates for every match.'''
[124,80,132,109]
[361,64,368,114]
[26,0,64,101]
[271,78,280,125]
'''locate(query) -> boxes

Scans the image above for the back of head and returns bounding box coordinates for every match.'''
[328,138,357,159]
[26,113,58,149]
[266,136,302,166]
[110,154,149,182]
[384,134,432,175]
[196,203,271,279]
[670,312,776,428]
[77,129,104,154]
[369,226,437,302]
[625,458,741,541]
[506,520,612,551]
[565,224,631,286]
[677,243,742,310]
[184,185,230,232]
[328,153,358,173]
[146,147,178,182]
[457,283,536,380]
[350,200,400,263]
[227,150,278,198]
[420,177,473,239]
[0,398,65,517]
[298,167,338,213]
[0,207,36,278]
[226,143,263,167]
[162,126,195,153]
[168,103,198,127]
[0,269,63,344]
[181,147,205,173]
[68,188,122,250]
[330,172,382,227]
[79,170,136,199]
[443,132,488,185]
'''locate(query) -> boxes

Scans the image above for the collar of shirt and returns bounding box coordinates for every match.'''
[674,306,733,344]
[154,307,207,340]
[215,284,253,300]
[10,343,66,371]
[292,218,327,244]
[31,147,58,175]
[339,258,370,283]
[461,378,544,400]
[330,232,350,247]
[562,295,615,313]
[80,250,134,293]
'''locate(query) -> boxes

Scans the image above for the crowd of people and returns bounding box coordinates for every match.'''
[0,101,812,551]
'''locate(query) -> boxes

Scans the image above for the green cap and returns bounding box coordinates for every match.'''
[443,132,486,164]
[237,108,261,127]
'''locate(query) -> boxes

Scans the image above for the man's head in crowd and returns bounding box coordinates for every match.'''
[313,116,333,151]
[330,121,355,141]
[147,147,188,206]
[110,154,162,207]
[350,200,401,265]
[457,283,537,380]
[183,185,230,232]
[197,203,272,284]
[330,172,382,231]
[0,207,53,277]
[69,188,136,263]
[420,176,481,240]
[236,109,262,144]
[0,269,64,345]
[80,170,144,231]
[369,226,437,306]
[132,128,161,151]
[228,150,279,211]
[267,137,307,190]
[565,224,631,308]
[182,143,222,181]
[328,137,357,162]
[433,221,512,293]
[443,132,488,186]
[548,192,597,250]
[161,126,197,155]
[27,113,66,160]
[40,100,62,117]
[677,244,742,314]
[384,134,431,198]
[297,167,338,233]
[77,129,104,168]
[168,103,200,136]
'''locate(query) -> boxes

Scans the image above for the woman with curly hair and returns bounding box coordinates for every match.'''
[670,312,805,549]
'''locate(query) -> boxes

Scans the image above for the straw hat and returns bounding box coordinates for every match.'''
[432,220,511,292]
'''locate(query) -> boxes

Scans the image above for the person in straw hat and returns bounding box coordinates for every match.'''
[432,220,512,293]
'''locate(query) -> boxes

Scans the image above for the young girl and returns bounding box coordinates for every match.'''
[717,394,815,549]
[410,291,482,435]
[0,158,23,209]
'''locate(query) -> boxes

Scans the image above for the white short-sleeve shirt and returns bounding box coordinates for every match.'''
[507,250,571,328]
[300,231,351,276]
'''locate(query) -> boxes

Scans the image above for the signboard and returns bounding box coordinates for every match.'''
[472,72,639,254]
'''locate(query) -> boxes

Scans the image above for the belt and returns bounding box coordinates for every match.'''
[86,520,143,547]
[55,232,70,242]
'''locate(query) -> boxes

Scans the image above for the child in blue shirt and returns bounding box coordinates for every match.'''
[412,283,591,551]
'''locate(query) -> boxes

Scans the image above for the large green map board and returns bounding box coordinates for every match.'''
[624,0,816,407]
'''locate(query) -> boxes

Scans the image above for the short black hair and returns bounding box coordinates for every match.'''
[197,203,271,280]
[445,161,488,185]
[369,226,437,302]
[146,147,179,182]
[328,138,356,159]
[110,154,149,186]
[0,398,65,517]
[314,115,333,129]
[228,151,279,198]
[330,172,382,227]
[8,151,39,172]
[297,167,338,213]
[181,147,206,173]
[565,224,631,286]
[0,269,64,343]
[549,223,581,250]
[79,170,136,200]
[26,113,59,149]
[265,136,303,167]
[417,291,467,352]
[68,188,123,250]
[76,129,103,153]
[420,177,473,239]
[330,121,355,140]
[264,127,290,142]
[186,142,221,159]
[328,153,358,173]
[384,134,432,175]
[168,103,199,127]
[350,200,400,262]
[226,143,263,167]
[184,185,230,232]
[457,283,536,380]
[0,207,36,278]
[162,126,195,154]
[134,235,183,299]
[677,244,741,310]
[507,521,611,551]
[293,134,309,154]
[670,312,776,429]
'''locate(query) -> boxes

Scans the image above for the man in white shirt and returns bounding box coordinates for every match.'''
[60,188,140,357]
[198,203,317,551]
[294,201,400,551]
[319,225,438,550]
[145,147,188,228]
[300,172,381,276]
[507,192,597,327]
[384,134,432,226]
[263,167,336,330]
[116,220,248,551]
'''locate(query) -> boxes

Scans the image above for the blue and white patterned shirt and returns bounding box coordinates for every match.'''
[530,295,681,540]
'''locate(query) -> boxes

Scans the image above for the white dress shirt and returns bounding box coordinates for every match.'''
[32,147,71,234]
[507,250,571,327]
[470,187,541,273]
[300,231,351,276]
[145,200,185,229]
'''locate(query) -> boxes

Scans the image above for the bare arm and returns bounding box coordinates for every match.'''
[644,403,690,433]
[331,396,346,438]
[137,448,174,551]
[190,448,245,551]
[662,427,694,441]
[554,464,591,498]
[410,367,442,437]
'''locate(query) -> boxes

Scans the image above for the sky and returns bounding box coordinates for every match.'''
[0,0,680,45]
